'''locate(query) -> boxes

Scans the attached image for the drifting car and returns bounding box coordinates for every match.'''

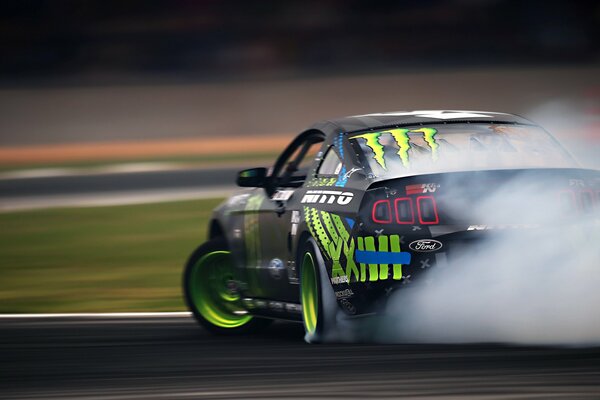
[183,110,599,342]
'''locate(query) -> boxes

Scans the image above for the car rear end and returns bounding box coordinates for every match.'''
[338,121,599,315]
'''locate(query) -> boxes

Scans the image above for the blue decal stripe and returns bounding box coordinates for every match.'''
[354,250,411,265]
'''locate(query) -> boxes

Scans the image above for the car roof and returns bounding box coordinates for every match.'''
[310,110,535,135]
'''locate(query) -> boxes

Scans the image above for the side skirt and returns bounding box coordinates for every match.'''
[241,297,303,321]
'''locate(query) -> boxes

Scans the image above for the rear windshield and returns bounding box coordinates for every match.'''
[348,123,576,178]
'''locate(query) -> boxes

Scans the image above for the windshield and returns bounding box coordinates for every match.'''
[348,123,576,178]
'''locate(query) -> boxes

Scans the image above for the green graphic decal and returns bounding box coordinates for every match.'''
[356,235,404,281]
[415,127,439,161]
[304,207,403,283]
[304,207,359,283]
[389,128,411,168]
[350,128,439,169]
[244,194,264,293]
[244,194,263,267]
[306,177,337,187]
[350,132,386,169]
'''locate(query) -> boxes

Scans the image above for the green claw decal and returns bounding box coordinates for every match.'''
[415,127,439,161]
[244,194,264,294]
[350,128,440,169]
[350,132,387,170]
[389,128,411,167]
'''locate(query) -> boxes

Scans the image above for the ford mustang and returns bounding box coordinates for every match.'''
[183,110,599,342]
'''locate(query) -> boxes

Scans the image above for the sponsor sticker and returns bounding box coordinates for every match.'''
[335,288,354,299]
[268,301,284,311]
[408,239,443,252]
[286,260,298,284]
[268,258,284,279]
[331,275,349,285]
[272,190,294,201]
[254,299,267,309]
[290,210,301,224]
[339,298,357,315]
[301,190,354,206]
[569,179,585,187]
[467,224,539,230]
[285,303,302,314]
[405,183,439,195]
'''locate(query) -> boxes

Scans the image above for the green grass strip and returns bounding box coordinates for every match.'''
[0,198,224,313]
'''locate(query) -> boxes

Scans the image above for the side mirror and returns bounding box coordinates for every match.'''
[236,167,268,188]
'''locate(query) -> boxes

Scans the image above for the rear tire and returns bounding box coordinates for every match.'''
[300,238,339,343]
[183,238,270,335]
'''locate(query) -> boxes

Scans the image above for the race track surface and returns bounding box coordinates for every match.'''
[0,167,238,198]
[0,167,239,210]
[2,316,600,399]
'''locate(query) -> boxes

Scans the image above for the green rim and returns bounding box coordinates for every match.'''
[301,252,319,335]
[189,250,252,329]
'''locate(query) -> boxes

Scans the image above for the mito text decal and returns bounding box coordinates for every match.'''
[301,190,354,205]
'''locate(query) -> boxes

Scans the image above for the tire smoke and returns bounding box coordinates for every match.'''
[379,174,600,346]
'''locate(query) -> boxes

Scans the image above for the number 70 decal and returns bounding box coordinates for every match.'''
[349,128,438,170]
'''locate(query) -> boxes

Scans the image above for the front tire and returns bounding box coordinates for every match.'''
[183,238,270,335]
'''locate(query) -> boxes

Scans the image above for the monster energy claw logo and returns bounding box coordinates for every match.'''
[350,128,438,170]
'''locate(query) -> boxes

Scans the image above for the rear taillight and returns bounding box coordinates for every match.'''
[371,196,439,225]
[580,190,594,213]
[372,200,392,224]
[416,196,439,225]
[394,198,414,224]
[559,189,599,214]
[559,190,576,210]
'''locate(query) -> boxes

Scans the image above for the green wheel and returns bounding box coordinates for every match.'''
[300,238,338,343]
[184,238,270,334]
[301,251,319,336]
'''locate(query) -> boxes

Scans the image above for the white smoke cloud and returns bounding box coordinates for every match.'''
[378,174,600,346]
[526,99,600,170]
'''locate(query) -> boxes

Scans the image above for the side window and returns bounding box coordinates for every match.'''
[317,147,343,176]
[275,135,324,188]
[296,140,323,173]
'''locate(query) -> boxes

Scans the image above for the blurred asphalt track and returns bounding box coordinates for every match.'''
[1,315,600,399]
[0,167,238,211]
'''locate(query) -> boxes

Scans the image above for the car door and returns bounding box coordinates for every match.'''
[244,131,325,302]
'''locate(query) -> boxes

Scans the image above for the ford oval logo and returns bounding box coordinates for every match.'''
[409,239,443,252]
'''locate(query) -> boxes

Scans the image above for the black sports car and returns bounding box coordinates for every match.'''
[183,110,599,342]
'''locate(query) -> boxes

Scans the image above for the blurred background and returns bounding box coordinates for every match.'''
[1,2,600,399]
[0,0,599,313]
